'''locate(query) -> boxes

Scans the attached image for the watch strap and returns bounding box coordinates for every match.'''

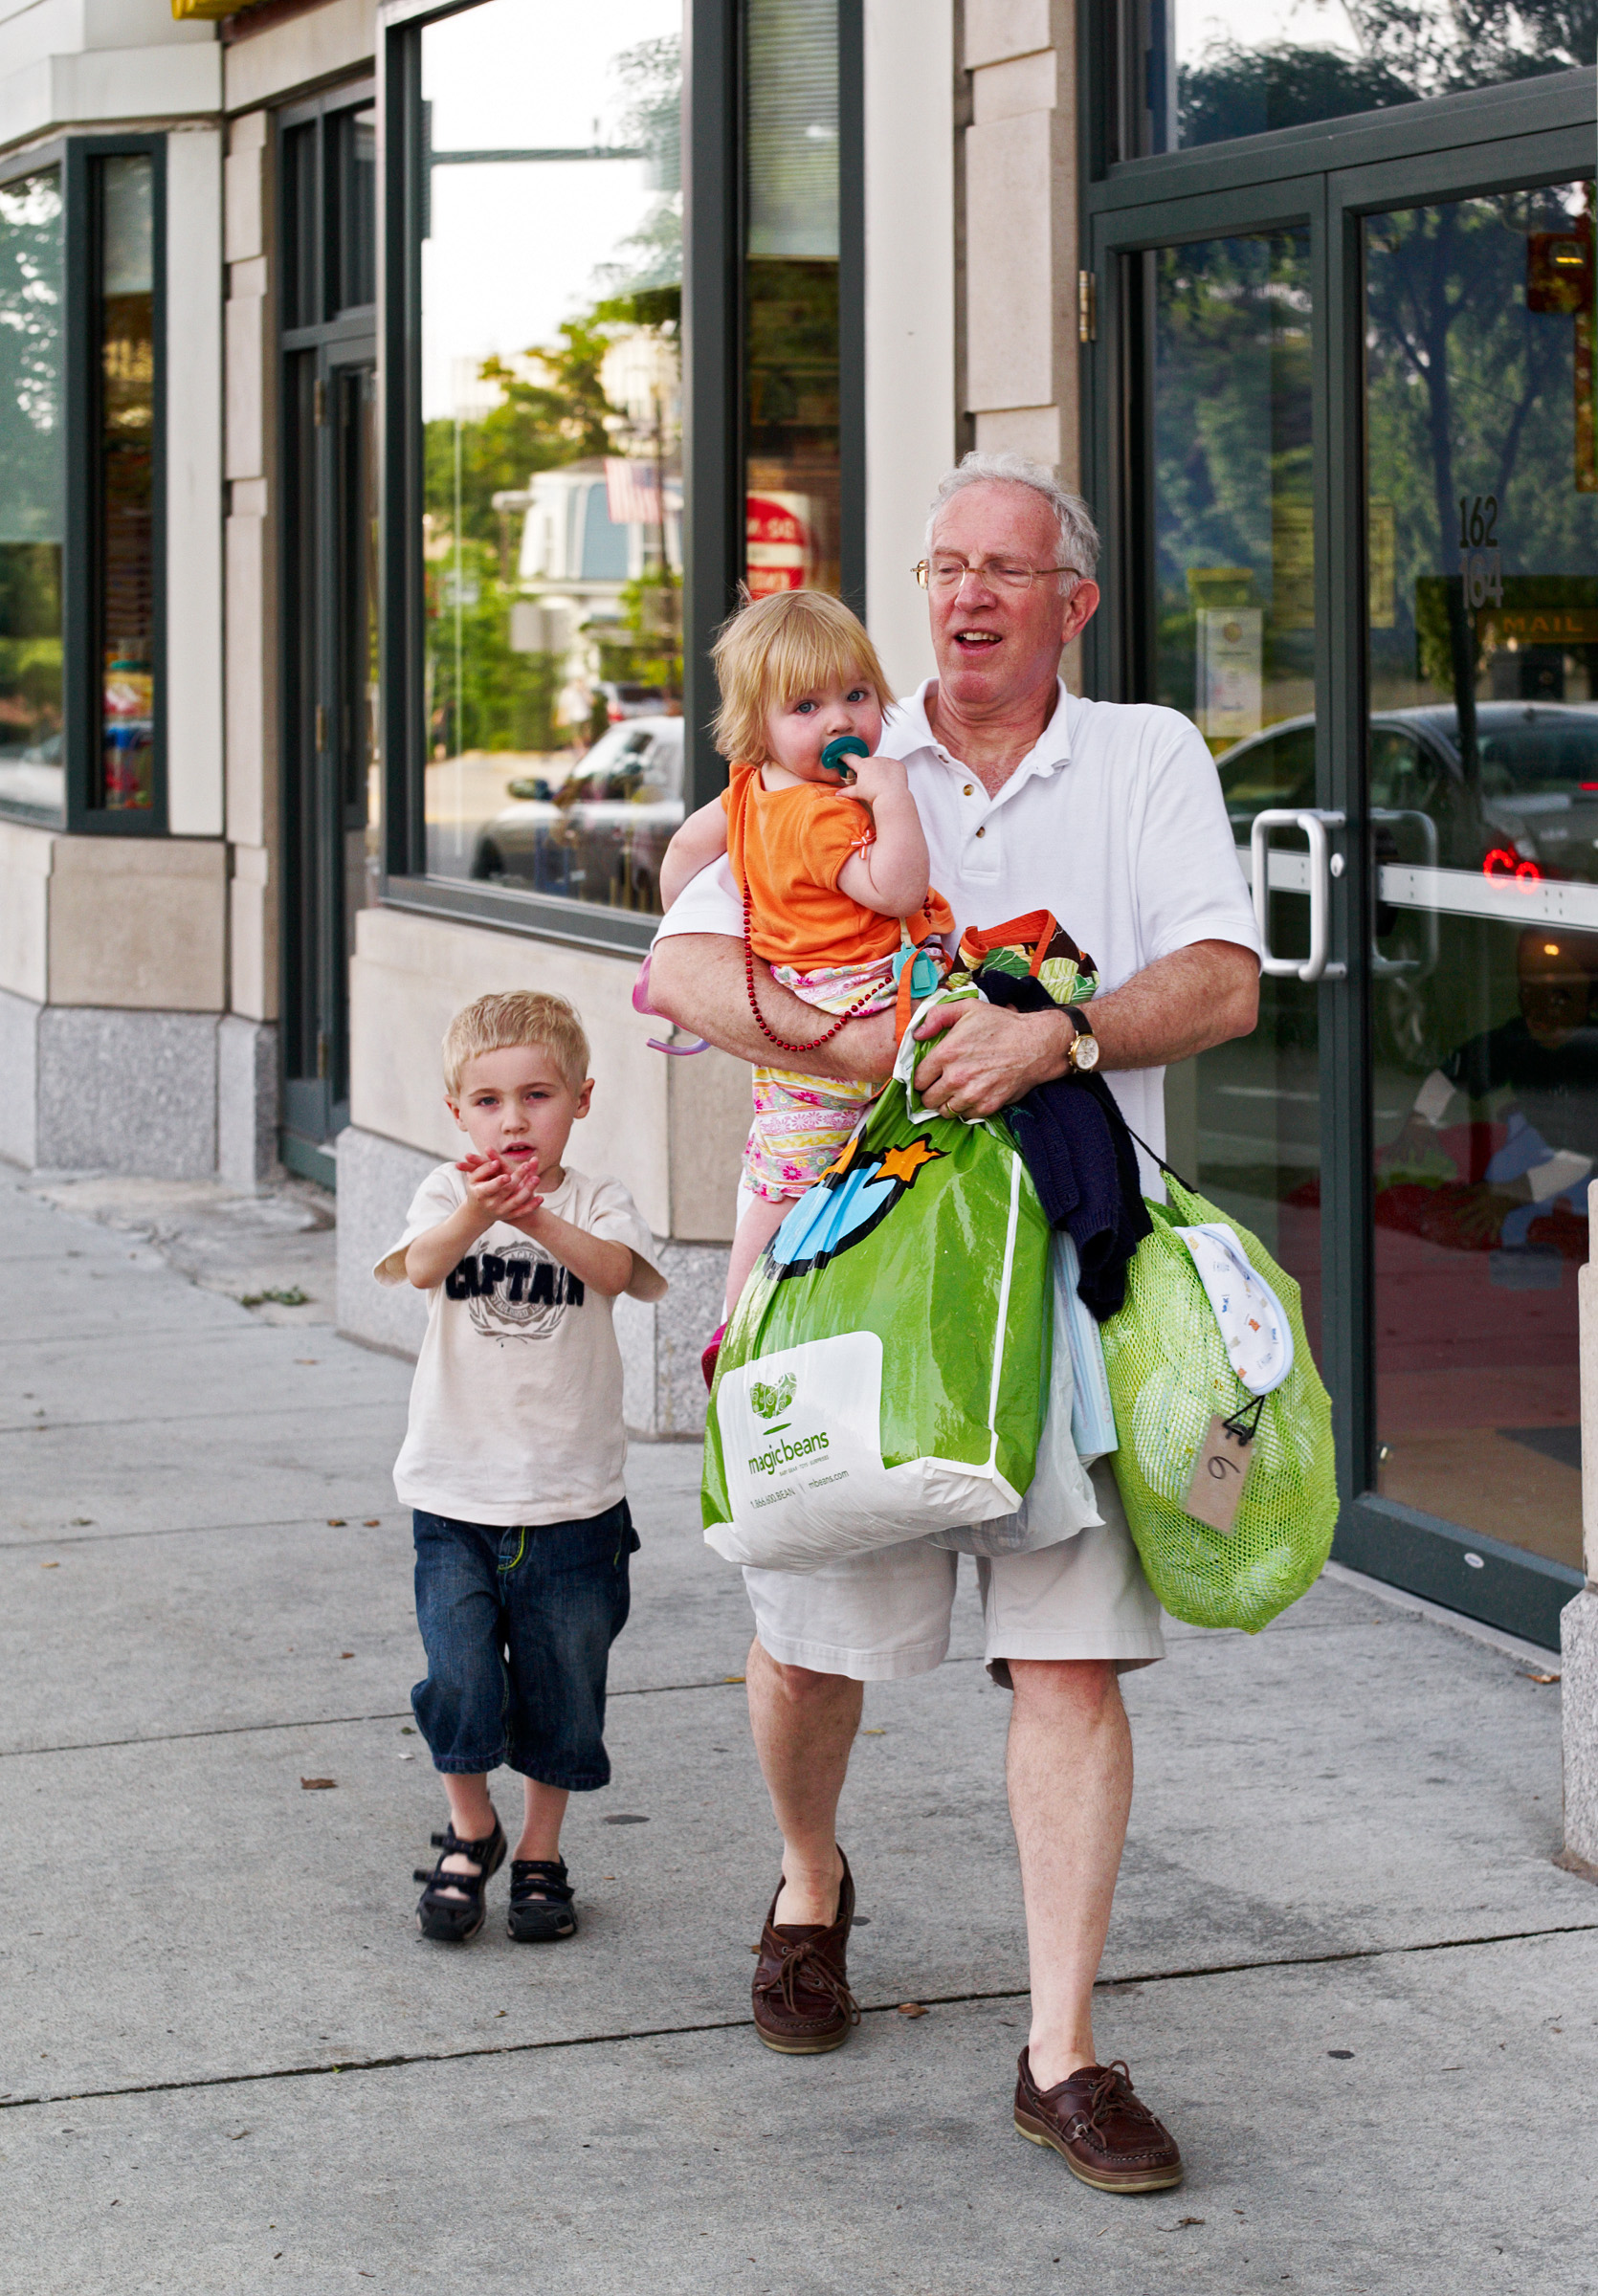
[1063,1005,1095,1071]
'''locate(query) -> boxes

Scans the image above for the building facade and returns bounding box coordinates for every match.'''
[0,0,1591,1651]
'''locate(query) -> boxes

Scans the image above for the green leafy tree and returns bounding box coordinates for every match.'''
[423,316,619,549]
[1178,1,1598,148]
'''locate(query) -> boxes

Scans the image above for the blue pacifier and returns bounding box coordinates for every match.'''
[821,734,871,779]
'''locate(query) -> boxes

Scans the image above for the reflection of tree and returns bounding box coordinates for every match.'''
[1343,0,1598,96]
[1181,47,1413,144]
[424,33,684,760]
[1151,235,1313,716]
[424,318,617,549]
[0,173,62,740]
[1178,0,1598,146]
[596,35,682,300]
[424,318,639,754]
[0,173,61,531]
[1365,188,1594,746]
[427,543,560,754]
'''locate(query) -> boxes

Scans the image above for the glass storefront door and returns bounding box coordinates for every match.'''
[1091,125,1596,1645]
[283,351,380,1168]
[1139,227,1324,1363]
[279,91,379,1180]
[1365,181,1598,1578]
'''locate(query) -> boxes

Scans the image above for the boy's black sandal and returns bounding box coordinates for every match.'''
[507,1858,578,1943]
[413,1817,506,1943]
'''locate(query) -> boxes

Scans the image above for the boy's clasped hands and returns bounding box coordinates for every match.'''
[456,1145,545,1229]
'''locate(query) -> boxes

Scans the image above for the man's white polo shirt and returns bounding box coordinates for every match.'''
[654,678,1261,1187]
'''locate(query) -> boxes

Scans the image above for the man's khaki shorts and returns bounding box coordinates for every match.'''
[742,1462,1166,1685]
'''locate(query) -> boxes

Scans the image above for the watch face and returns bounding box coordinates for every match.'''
[1073,1031,1100,1071]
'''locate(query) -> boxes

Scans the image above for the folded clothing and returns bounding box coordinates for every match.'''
[978,966,1152,1322]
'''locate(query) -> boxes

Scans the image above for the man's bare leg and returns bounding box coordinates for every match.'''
[745,1635,861,1924]
[1006,1657,1133,2087]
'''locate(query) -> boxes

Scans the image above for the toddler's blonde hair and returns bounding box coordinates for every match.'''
[442,990,590,1098]
[711,588,895,765]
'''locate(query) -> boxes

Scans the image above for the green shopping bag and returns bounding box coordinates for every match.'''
[702,1027,1054,1573]
[1099,1172,1337,1632]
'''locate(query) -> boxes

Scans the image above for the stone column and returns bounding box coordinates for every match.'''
[220,108,281,1188]
[1561,1177,1598,1870]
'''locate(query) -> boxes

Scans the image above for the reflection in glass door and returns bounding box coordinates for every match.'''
[279,88,379,1180]
[1365,180,1598,1574]
[284,357,380,1165]
[1141,228,1324,1358]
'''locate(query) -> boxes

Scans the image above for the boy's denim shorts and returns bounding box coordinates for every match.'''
[411,1500,638,1790]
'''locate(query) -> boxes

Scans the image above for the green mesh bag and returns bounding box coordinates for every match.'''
[1099,1174,1336,1632]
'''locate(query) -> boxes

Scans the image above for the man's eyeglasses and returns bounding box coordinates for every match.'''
[914,557,1078,593]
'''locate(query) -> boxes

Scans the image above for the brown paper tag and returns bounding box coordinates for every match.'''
[1184,1414,1254,1534]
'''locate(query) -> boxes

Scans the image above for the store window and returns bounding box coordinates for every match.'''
[386,0,857,934]
[409,0,684,915]
[0,137,164,834]
[92,152,156,815]
[1125,2,1593,157]
[0,166,63,827]
[745,0,842,601]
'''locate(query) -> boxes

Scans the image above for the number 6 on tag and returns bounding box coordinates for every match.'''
[1184,1413,1254,1534]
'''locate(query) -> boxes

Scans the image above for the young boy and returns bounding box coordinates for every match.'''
[375,989,667,1944]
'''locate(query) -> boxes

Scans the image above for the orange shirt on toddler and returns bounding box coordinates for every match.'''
[721,760,952,969]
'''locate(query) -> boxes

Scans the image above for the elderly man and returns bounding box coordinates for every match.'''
[649,451,1261,2192]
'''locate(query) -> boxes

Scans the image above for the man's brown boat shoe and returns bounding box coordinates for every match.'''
[751,1850,861,2055]
[1013,2048,1184,2193]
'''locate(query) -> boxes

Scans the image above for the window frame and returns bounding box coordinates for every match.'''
[375,0,865,955]
[63,132,167,837]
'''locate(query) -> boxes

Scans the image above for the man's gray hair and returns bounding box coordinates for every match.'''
[926,451,1100,580]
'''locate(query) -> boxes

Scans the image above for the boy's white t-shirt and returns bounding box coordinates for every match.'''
[375,1162,666,1527]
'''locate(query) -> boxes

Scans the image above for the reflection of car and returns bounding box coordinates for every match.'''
[0,730,63,825]
[470,717,684,913]
[1218,703,1598,1067]
[1218,703,1598,880]
[598,680,668,723]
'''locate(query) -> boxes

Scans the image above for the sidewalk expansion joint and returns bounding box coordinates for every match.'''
[1,1514,392,1553]
[1,1679,753,1759]
[5,1919,1594,2116]
[0,1397,401,1440]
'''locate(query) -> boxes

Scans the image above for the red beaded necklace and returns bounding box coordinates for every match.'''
[743,886,882,1056]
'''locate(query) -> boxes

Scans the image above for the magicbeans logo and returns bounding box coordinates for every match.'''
[744,1370,832,1478]
[750,1374,795,1422]
[747,1427,831,1478]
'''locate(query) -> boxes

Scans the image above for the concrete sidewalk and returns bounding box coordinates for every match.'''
[2,1164,1595,2294]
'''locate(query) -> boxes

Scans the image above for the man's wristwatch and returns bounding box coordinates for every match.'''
[1063,1005,1099,1072]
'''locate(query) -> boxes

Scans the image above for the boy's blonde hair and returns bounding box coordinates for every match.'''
[711,588,895,764]
[443,990,590,1098]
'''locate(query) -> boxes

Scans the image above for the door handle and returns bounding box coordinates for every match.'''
[1369,807,1439,980]
[1251,808,1347,982]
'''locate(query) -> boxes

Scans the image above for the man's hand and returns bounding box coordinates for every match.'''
[457,1149,544,1231]
[912,1000,1072,1117]
[913,938,1260,1117]
[648,934,899,1082]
